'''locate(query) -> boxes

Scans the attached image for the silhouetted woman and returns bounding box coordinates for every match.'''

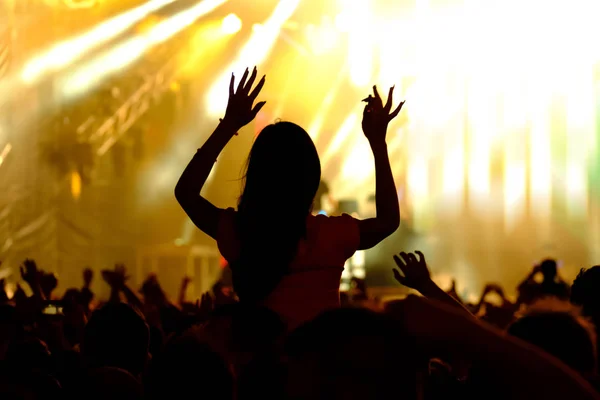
[175,67,404,329]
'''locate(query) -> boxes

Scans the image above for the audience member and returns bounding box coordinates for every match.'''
[508,298,597,377]
[4,65,600,400]
[176,67,403,329]
[146,333,233,400]
[82,302,149,376]
[572,266,600,331]
[517,259,570,305]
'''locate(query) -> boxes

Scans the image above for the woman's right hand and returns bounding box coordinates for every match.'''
[361,85,404,145]
[392,251,432,292]
[222,66,266,130]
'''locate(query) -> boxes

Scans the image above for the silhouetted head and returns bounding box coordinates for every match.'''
[540,259,558,281]
[0,368,62,400]
[83,303,149,376]
[146,333,233,400]
[285,308,417,400]
[6,337,52,374]
[234,122,321,303]
[571,266,600,321]
[508,298,597,376]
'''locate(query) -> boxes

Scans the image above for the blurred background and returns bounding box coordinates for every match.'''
[1,0,600,302]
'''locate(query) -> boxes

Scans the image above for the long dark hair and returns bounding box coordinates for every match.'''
[233,122,321,303]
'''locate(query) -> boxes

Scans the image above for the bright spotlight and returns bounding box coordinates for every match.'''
[221,13,242,35]
[334,13,350,32]
[346,0,372,87]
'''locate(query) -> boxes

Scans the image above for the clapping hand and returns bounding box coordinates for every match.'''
[361,85,404,144]
[222,66,266,131]
[392,251,432,292]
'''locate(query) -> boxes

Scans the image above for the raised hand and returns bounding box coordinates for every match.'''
[83,267,93,287]
[196,292,214,316]
[361,85,404,144]
[392,251,432,292]
[20,259,40,286]
[101,264,128,289]
[114,264,128,286]
[222,66,266,130]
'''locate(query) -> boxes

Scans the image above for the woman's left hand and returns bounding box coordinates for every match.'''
[222,66,266,130]
[361,85,404,145]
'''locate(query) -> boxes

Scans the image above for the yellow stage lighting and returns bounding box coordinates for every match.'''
[406,155,428,210]
[306,18,337,55]
[62,0,229,99]
[334,12,349,32]
[21,0,176,84]
[503,161,526,232]
[0,143,12,167]
[71,171,82,200]
[221,13,242,35]
[206,0,302,117]
[321,112,358,166]
[341,140,372,182]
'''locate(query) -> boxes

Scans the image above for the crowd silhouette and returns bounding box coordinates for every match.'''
[2,67,600,399]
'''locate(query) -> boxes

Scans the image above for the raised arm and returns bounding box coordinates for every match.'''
[392,251,472,315]
[357,86,404,250]
[175,67,266,239]
[387,296,600,400]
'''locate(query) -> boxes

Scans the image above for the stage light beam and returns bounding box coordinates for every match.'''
[206,0,302,117]
[321,112,358,167]
[21,0,176,84]
[61,0,229,100]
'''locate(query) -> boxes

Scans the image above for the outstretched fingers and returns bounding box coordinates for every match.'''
[249,74,266,101]
[400,252,411,265]
[229,73,235,97]
[393,268,407,285]
[236,67,250,93]
[393,254,406,269]
[251,101,267,118]
[384,86,395,112]
[400,251,418,266]
[415,250,425,264]
[389,100,405,120]
[372,85,383,108]
[244,66,258,94]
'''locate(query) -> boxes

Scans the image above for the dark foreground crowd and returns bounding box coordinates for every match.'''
[3,67,600,399]
[1,255,600,400]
